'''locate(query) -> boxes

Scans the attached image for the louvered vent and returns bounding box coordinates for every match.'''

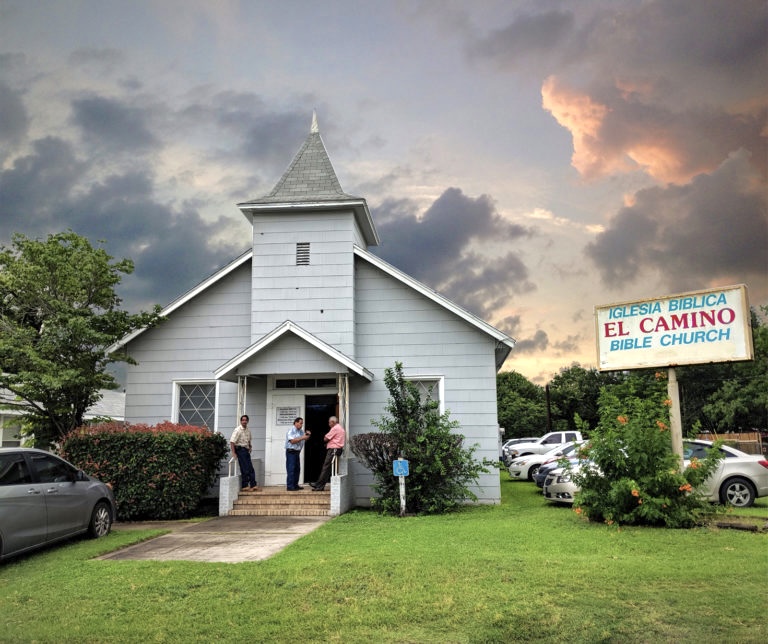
[296,242,310,265]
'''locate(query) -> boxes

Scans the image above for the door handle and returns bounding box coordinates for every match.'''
[27,488,41,494]
[46,488,58,494]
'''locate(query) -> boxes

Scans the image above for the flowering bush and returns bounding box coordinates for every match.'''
[573,379,724,528]
[61,421,227,520]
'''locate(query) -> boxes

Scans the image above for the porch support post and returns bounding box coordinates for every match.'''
[334,372,350,477]
[237,374,248,418]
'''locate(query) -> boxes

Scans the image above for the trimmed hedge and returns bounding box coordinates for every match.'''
[61,421,227,520]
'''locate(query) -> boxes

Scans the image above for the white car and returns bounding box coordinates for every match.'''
[501,437,538,467]
[508,441,583,482]
[542,465,580,504]
[543,440,768,507]
[684,440,768,507]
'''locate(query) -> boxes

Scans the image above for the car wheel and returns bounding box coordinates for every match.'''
[719,477,756,508]
[88,501,113,538]
[528,465,540,481]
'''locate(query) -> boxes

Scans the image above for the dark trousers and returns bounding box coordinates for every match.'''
[235,446,256,488]
[286,450,301,489]
[314,448,342,489]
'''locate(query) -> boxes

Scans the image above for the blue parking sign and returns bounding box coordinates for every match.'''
[393,459,409,477]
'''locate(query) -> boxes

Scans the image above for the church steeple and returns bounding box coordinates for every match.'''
[238,114,379,247]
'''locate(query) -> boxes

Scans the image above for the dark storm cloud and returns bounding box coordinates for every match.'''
[586,151,768,292]
[472,1,767,183]
[0,137,88,239]
[0,81,28,148]
[372,187,534,318]
[178,92,310,167]
[0,135,246,312]
[71,95,159,152]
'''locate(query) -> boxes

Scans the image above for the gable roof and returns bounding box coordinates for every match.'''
[238,113,379,247]
[214,320,374,382]
[354,245,516,369]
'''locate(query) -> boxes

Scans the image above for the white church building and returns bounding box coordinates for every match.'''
[114,115,515,513]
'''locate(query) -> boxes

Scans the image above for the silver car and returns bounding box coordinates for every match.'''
[0,448,116,561]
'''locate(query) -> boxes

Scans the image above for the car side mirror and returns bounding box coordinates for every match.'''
[76,470,88,482]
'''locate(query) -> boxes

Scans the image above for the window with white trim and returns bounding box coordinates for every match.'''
[407,376,444,414]
[176,382,216,429]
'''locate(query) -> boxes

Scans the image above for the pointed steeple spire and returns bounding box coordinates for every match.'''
[246,112,354,204]
[238,113,380,247]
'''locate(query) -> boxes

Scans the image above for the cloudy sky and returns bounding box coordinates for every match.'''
[1,0,766,383]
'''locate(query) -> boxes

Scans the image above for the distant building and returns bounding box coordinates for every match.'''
[0,389,125,447]
[113,115,515,512]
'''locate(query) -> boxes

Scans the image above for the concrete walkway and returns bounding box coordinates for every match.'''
[101,515,330,563]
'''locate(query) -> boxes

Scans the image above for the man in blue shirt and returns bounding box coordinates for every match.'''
[285,417,311,491]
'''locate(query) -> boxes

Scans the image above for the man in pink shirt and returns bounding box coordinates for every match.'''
[311,416,346,491]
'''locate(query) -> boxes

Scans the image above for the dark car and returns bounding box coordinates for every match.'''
[0,448,116,561]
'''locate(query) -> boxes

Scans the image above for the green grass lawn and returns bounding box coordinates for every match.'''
[2,474,766,643]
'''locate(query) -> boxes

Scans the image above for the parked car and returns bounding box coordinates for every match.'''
[534,441,589,487]
[683,440,768,507]
[542,440,768,508]
[535,456,579,488]
[542,465,579,504]
[508,441,585,482]
[505,431,583,460]
[0,448,116,561]
[501,437,538,467]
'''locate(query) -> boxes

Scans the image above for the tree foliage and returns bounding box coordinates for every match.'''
[548,365,623,433]
[0,232,162,448]
[351,362,490,515]
[496,370,546,438]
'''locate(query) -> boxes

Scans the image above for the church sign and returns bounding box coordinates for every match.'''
[595,284,753,371]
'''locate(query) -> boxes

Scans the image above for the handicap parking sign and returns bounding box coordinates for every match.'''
[393,459,409,477]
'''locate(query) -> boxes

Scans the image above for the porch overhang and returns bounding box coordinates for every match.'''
[214,320,374,383]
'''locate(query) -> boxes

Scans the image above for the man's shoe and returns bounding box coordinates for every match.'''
[296,486,304,490]
[312,486,325,492]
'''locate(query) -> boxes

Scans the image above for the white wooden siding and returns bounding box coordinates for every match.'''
[249,211,357,356]
[352,258,501,503]
[124,262,252,439]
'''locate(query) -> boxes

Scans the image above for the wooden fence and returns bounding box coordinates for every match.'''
[696,432,764,455]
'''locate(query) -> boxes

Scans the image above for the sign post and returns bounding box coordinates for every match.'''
[393,458,409,517]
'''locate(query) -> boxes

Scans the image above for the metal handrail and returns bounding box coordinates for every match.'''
[228,456,240,478]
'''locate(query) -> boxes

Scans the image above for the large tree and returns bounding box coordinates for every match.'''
[547,364,623,433]
[496,370,547,438]
[0,232,161,448]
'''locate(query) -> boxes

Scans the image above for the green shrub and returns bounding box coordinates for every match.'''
[351,362,490,515]
[60,421,227,520]
[574,378,725,528]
